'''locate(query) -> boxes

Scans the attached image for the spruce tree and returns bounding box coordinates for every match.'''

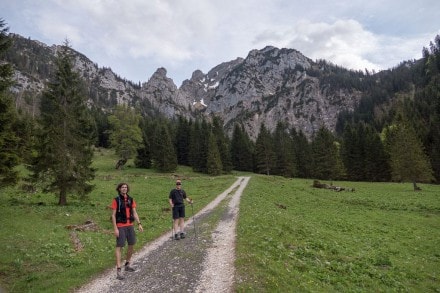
[29,41,95,205]
[175,116,191,166]
[206,131,223,176]
[152,123,177,172]
[384,121,434,190]
[291,129,313,178]
[108,104,143,169]
[135,117,152,169]
[0,19,20,188]
[273,122,295,177]
[230,124,254,172]
[311,127,345,180]
[212,116,232,173]
[255,123,275,175]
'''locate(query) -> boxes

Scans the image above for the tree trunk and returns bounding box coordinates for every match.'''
[58,189,67,205]
[413,181,422,191]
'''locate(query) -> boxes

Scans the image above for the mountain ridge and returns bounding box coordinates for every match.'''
[4,33,396,139]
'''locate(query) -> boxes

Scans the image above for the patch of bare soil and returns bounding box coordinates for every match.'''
[76,176,250,293]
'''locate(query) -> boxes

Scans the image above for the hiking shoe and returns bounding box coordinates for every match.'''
[116,268,124,280]
[174,233,180,240]
[124,265,135,272]
[180,232,186,239]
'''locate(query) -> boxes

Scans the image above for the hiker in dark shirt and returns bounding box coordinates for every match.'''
[169,179,193,240]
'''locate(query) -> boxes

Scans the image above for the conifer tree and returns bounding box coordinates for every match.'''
[0,19,20,188]
[175,116,191,166]
[108,104,143,169]
[152,123,177,172]
[206,131,223,176]
[291,129,313,178]
[384,121,434,190]
[273,122,295,177]
[230,124,254,172]
[255,123,275,175]
[212,116,232,173]
[311,127,345,180]
[135,117,152,168]
[29,41,95,205]
[363,124,390,181]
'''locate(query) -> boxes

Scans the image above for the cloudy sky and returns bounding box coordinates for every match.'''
[1,0,439,86]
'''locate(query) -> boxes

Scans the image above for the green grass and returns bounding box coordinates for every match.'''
[1,151,439,292]
[0,148,237,292]
[235,175,440,292]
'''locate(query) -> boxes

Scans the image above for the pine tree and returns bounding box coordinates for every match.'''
[255,123,275,175]
[108,104,143,169]
[206,131,223,176]
[0,19,20,188]
[29,41,95,205]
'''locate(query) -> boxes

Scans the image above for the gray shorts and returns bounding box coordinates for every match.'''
[116,226,136,247]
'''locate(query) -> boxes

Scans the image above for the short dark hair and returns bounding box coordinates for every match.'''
[116,182,130,193]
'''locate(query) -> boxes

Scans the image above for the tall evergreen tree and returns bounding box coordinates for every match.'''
[341,123,366,181]
[0,19,20,188]
[108,104,143,169]
[291,129,313,178]
[135,117,152,169]
[255,123,275,175]
[206,131,223,176]
[363,124,390,181]
[29,41,95,205]
[384,121,434,190]
[152,123,177,172]
[212,116,232,173]
[273,122,295,177]
[311,127,345,180]
[230,124,254,172]
[175,116,191,166]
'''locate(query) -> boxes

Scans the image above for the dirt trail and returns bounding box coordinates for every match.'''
[76,176,250,293]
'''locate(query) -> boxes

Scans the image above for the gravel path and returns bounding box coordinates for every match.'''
[76,176,250,293]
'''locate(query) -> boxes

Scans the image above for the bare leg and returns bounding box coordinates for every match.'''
[115,246,122,268]
[126,245,134,264]
[179,218,185,233]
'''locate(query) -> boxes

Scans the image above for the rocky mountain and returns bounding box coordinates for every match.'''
[4,33,365,139]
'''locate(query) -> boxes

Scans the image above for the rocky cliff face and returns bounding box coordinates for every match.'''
[5,34,362,139]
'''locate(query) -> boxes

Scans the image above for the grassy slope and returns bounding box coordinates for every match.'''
[0,149,237,292]
[235,175,440,292]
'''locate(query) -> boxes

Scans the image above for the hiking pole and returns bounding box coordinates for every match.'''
[190,200,197,240]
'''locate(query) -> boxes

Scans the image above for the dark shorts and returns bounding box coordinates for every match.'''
[172,205,185,219]
[116,226,136,247]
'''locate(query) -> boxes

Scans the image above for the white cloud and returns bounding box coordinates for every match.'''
[1,0,439,84]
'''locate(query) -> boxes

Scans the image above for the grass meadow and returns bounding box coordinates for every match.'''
[235,175,440,292]
[0,149,439,292]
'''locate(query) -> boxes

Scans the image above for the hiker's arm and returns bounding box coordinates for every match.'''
[111,209,119,237]
[132,208,143,232]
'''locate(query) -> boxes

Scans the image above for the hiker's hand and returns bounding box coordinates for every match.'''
[138,224,144,232]
[114,229,119,237]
